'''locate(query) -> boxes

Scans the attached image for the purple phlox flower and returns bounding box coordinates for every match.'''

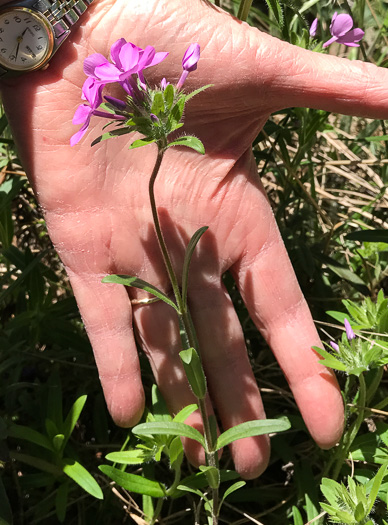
[344,318,356,341]
[330,341,340,352]
[177,43,200,90]
[160,77,169,90]
[83,39,168,91]
[150,113,159,123]
[309,17,318,37]
[71,77,125,146]
[323,12,364,48]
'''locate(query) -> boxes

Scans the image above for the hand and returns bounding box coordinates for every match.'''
[1,0,387,479]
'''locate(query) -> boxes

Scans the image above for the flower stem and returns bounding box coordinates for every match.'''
[237,0,253,21]
[149,145,219,524]
[331,373,367,481]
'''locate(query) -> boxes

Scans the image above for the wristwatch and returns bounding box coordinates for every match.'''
[0,0,94,77]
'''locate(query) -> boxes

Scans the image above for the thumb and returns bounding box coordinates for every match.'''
[261,35,388,118]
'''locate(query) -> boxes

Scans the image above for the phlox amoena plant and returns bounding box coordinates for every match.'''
[71,38,290,524]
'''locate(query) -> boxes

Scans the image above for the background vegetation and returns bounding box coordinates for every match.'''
[1,0,388,523]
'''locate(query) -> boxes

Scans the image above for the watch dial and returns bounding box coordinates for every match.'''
[0,8,53,71]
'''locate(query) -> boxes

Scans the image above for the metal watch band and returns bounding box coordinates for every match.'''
[33,0,94,38]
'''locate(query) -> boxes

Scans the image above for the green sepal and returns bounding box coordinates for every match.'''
[91,127,132,146]
[167,136,205,154]
[151,92,165,116]
[185,84,213,101]
[163,84,175,110]
[179,348,207,399]
[102,274,178,311]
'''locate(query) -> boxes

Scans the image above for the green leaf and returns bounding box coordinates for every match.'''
[167,136,205,154]
[62,458,103,500]
[168,436,184,468]
[312,346,348,372]
[128,138,156,149]
[163,84,175,110]
[176,484,204,498]
[346,229,388,243]
[102,275,178,311]
[265,0,284,27]
[99,466,165,497]
[221,481,246,504]
[354,501,366,521]
[52,434,65,453]
[10,452,62,476]
[215,418,290,450]
[173,404,198,423]
[0,475,13,525]
[55,482,69,523]
[199,466,220,489]
[367,461,388,513]
[105,449,153,465]
[291,506,304,525]
[151,384,171,422]
[185,84,213,101]
[179,348,207,399]
[151,92,165,116]
[168,97,185,129]
[181,226,209,307]
[7,425,53,452]
[173,469,239,499]
[364,135,388,142]
[62,395,87,444]
[132,421,205,449]
[91,127,132,146]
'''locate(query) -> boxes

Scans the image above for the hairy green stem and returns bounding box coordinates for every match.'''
[331,373,367,481]
[149,145,219,524]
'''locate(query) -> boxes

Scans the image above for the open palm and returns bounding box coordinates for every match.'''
[2,0,388,479]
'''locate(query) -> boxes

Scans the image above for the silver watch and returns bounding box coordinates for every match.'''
[0,0,94,76]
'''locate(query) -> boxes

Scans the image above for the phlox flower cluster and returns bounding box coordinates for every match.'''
[71,40,201,146]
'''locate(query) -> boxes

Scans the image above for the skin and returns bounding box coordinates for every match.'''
[1,0,387,479]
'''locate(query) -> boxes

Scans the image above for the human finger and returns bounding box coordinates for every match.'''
[67,270,145,427]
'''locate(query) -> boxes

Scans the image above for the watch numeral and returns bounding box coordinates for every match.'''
[36,44,43,51]
[1,48,6,54]
[23,18,31,23]
[9,55,16,61]
[0,28,4,33]
[33,24,41,31]
[13,16,21,23]
[4,19,9,25]
[21,57,26,62]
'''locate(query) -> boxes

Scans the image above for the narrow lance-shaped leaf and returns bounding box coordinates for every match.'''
[62,458,103,500]
[199,466,220,489]
[91,127,132,146]
[128,138,156,150]
[173,404,198,423]
[62,395,87,443]
[179,348,207,400]
[102,275,178,311]
[132,421,206,449]
[7,424,53,452]
[215,418,290,451]
[181,226,209,307]
[367,461,388,513]
[221,481,246,507]
[105,449,154,465]
[185,84,213,101]
[99,465,165,498]
[312,346,348,372]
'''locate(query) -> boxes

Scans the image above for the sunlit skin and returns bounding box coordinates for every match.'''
[1,0,388,479]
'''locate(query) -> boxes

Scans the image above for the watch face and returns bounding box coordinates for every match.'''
[0,8,54,72]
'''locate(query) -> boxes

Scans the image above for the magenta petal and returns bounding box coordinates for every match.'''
[337,27,365,44]
[148,51,169,68]
[83,53,108,77]
[70,123,89,146]
[119,42,140,72]
[110,38,127,68]
[72,105,92,125]
[137,46,156,70]
[322,36,338,48]
[82,77,103,107]
[94,62,121,82]
[331,13,353,37]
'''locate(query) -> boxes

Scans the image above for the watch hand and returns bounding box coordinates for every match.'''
[14,29,28,59]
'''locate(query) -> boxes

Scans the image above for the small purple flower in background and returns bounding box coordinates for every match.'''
[160,77,169,90]
[344,318,356,341]
[177,43,201,90]
[71,77,125,146]
[323,12,364,48]
[309,17,318,37]
[330,341,340,352]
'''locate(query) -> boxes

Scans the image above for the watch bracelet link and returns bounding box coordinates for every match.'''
[34,0,94,38]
